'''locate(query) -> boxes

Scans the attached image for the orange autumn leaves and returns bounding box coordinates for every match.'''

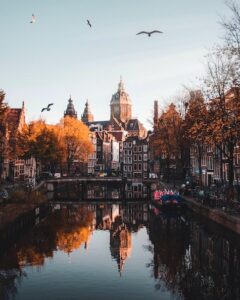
[15,207,94,268]
[152,103,184,162]
[17,116,93,172]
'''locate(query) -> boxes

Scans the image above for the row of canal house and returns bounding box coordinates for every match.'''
[150,89,240,189]
[74,79,150,179]
[1,79,151,193]
[190,88,240,187]
[68,79,151,199]
[1,102,37,183]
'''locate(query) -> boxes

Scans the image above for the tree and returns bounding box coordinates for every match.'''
[16,120,63,174]
[221,0,240,57]
[203,47,240,199]
[184,90,208,186]
[58,116,93,174]
[153,103,184,181]
[0,90,8,180]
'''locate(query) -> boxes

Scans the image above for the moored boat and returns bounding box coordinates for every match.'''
[152,190,186,211]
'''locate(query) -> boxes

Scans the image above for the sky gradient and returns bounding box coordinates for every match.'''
[0,0,231,128]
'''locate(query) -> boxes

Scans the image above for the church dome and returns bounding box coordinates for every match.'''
[110,78,132,105]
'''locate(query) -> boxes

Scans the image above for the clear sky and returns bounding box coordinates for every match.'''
[0,0,230,128]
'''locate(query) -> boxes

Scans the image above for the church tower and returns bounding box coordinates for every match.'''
[81,100,94,123]
[64,96,77,118]
[110,78,132,123]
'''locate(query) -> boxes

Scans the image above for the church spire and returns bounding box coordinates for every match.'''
[81,99,94,123]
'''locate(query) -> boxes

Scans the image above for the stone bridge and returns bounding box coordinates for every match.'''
[40,177,159,201]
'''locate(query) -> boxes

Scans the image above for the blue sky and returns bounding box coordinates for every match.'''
[0,0,230,128]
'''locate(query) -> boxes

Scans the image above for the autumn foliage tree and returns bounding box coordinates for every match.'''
[202,46,240,199]
[153,103,185,181]
[17,117,93,175]
[184,90,208,186]
[58,116,93,174]
[16,120,62,174]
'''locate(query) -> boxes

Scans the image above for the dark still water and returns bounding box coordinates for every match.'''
[0,203,240,300]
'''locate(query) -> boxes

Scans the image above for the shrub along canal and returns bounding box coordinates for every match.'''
[0,202,240,300]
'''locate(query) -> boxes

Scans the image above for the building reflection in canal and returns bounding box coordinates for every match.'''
[148,212,240,299]
[0,203,240,300]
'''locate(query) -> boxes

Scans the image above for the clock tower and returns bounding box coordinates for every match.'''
[110,78,132,123]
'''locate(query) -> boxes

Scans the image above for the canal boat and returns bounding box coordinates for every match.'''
[152,190,186,211]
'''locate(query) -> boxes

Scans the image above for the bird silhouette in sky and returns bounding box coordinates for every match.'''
[87,20,92,28]
[41,103,54,112]
[136,30,163,37]
[30,14,36,24]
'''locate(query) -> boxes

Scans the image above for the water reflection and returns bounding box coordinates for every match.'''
[0,203,240,300]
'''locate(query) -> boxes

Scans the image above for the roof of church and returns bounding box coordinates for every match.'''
[87,120,110,127]
[125,118,145,132]
[86,117,146,139]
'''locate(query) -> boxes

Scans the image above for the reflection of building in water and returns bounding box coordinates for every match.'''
[96,204,120,230]
[110,217,132,273]
[92,203,149,273]
[190,222,240,299]
[121,203,149,231]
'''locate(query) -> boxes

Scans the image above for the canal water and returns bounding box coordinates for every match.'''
[0,202,240,300]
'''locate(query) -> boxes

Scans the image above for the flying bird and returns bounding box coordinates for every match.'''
[136,30,163,37]
[87,20,92,28]
[41,103,54,112]
[30,14,36,24]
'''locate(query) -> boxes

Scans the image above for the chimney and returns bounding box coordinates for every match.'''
[153,100,159,132]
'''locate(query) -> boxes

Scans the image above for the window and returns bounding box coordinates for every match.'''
[124,166,127,171]
[207,156,213,170]
[138,163,142,171]
[235,152,240,165]
[143,163,147,171]
[128,150,132,155]
[134,154,137,161]
[128,166,132,172]
[134,163,137,171]
[143,154,148,161]
[20,165,24,174]
[138,146,142,152]
[128,142,132,148]
[143,145,148,152]
[138,154,142,161]
[128,157,132,164]
[133,146,137,152]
